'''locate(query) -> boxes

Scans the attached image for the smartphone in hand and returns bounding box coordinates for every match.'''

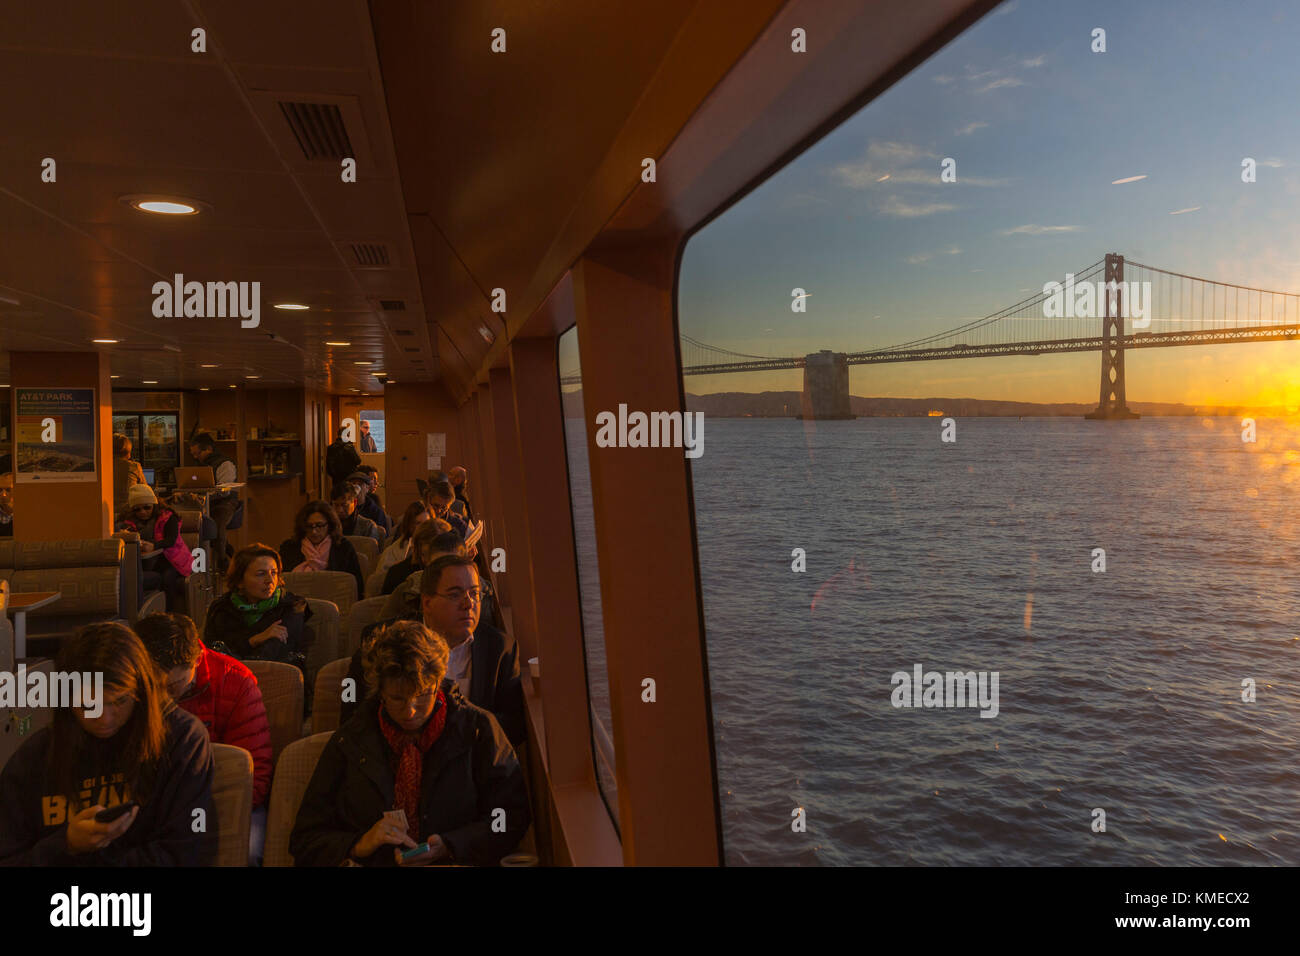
[94,802,138,824]
[399,842,432,862]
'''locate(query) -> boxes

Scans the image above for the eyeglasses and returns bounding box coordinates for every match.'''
[305,521,329,531]
[435,587,483,604]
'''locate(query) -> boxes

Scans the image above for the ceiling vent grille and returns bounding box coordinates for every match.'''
[349,243,391,267]
[278,102,354,161]
[379,299,406,311]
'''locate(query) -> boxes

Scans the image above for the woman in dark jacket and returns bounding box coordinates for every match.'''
[289,620,530,867]
[203,543,313,665]
[280,500,364,599]
[0,622,216,866]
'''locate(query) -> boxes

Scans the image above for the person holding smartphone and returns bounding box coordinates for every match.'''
[0,623,216,866]
[289,620,530,866]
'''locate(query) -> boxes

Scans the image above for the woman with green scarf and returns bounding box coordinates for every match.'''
[203,543,313,666]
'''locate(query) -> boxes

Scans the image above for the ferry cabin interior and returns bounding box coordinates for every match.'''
[0,0,997,865]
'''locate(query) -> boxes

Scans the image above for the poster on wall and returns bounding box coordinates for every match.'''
[15,388,97,482]
[427,432,445,472]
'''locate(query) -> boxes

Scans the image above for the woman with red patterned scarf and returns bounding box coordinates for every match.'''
[289,620,530,866]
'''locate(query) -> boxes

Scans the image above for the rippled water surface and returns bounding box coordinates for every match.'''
[689,416,1300,865]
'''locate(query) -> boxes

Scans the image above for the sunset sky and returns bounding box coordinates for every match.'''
[669,0,1300,408]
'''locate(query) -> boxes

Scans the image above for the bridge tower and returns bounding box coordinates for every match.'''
[1085,253,1140,420]
[800,350,854,419]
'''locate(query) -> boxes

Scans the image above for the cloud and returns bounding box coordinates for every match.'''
[1259,158,1284,168]
[1169,206,1200,216]
[955,121,989,136]
[833,140,1009,188]
[1021,55,1046,68]
[908,246,963,263]
[884,196,957,218]
[976,76,1024,94]
[933,74,956,85]
[998,224,1080,236]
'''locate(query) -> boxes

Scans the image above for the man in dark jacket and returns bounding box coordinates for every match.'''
[326,427,362,487]
[349,469,392,536]
[289,625,530,866]
[340,554,524,746]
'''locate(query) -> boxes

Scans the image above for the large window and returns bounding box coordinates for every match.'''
[680,0,1300,865]
[558,326,619,827]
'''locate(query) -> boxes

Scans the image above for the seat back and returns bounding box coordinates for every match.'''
[9,539,124,638]
[188,572,220,638]
[243,659,304,766]
[264,732,332,867]
[210,743,253,867]
[302,598,340,685]
[345,595,390,657]
[345,535,378,581]
[311,657,353,736]
[281,570,357,623]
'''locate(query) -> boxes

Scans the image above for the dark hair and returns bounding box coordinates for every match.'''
[420,553,477,597]
[396,500,430,544]
[422,531,465,565]
[363,620,449,696]
[190,432,215,452]
[225,543,282,593]
[112,433,132,458]
[135,613,203,671]
[357,464,378,477]
[412,519,454,561]
[294,500,342,542]
[48,623,170,808]
[423,478,455,504]
[329,482,357,503]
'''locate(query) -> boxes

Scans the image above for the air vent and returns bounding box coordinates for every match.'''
[349,243,391,267]
[278,101,354,161]
[379,299,405,311]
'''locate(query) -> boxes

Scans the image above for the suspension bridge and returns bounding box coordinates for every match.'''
[561,254,1300,419]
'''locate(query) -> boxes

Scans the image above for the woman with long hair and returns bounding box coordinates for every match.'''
[279,500,364,598]
[368,500,432,597]
[0,622,216,865]
[203,544,313,666]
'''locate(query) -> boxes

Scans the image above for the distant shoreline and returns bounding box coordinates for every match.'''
[561,388,1289,419]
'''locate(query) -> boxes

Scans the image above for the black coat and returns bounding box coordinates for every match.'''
[279,536,365,598]
[326,440,361,485]
[203,589,314,663]
[289,683,530,866]
[339,617,525,747]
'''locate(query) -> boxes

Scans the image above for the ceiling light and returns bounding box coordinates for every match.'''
[92,338,118,344]
[200,387,210,391]
[229,384,237,389]
[354,361,372,365]
[110,375,120,379]
[121,194,205,215]
[0,384,9,389]
[274,303,309,311]
[143,380,158,384]
[245,375,260,379]
[478,325,495,344]
[325,341,351,346]
[201,364,217,368]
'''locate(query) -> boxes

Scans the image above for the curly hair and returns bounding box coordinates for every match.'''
[362,620,449,696]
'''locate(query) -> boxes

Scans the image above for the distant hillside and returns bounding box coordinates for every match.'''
[561,388,1287,419]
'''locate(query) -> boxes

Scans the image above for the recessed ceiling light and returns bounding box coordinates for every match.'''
[201,363,218,368]
[354,361,372,365]
[120,194,205,215]
[200,387,210,391]
[325,341,351,346]
[245,375,259,379]
[110,375,120,379]
[350,388,360,392]
[92,338,118,344]
[143,380,158,384]
[274,303,309,311]
[228,384,237,389]
[0,384,9,389]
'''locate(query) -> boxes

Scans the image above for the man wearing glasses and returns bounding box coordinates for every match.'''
[341,554,523,746]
